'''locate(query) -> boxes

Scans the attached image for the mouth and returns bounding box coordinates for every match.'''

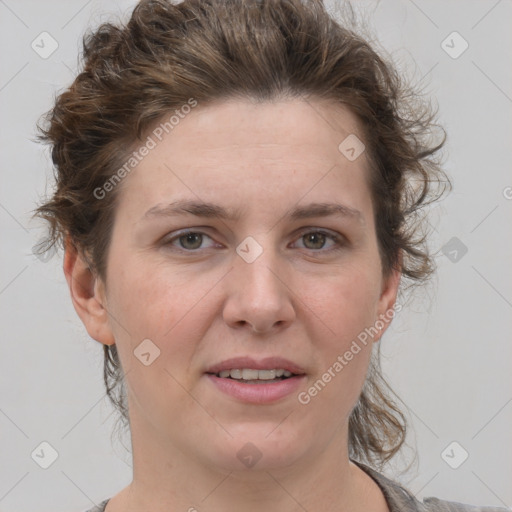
[207,368,299,384]
[204,357,307,403]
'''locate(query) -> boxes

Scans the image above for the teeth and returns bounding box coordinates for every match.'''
[217,369,294,380]
[242,369,260,380]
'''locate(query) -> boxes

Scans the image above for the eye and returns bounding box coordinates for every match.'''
[161,228,346,253]
[292,230,344,252]
[162,230,219,251]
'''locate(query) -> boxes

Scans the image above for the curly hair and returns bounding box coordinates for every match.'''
[32,0,450,471]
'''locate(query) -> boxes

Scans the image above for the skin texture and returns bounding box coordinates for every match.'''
[64,98,400,512]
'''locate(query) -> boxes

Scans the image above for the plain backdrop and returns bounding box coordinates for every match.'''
[0,1,511,511]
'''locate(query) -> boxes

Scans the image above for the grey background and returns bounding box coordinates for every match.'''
[0,0,511,511]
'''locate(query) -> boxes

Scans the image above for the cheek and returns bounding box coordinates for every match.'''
[299,265,380,403]
[104,263,213,429]
[104,257,229,404]
[107,257,210,339]
[305,262,382,343]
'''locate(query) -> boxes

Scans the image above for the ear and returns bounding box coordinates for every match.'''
[63,236,115,346]
[374,250,402,342]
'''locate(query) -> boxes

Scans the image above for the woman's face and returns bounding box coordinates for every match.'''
[83,98,400,472]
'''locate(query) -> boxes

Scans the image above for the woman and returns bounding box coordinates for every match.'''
[32,0,507,511]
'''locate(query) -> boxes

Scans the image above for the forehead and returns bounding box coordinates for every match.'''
[150,97,365,153]
[115,98,373,222]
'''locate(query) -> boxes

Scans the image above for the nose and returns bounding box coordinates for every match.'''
[222,245,296,335]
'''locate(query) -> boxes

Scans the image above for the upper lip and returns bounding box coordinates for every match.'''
[205,356,306,375]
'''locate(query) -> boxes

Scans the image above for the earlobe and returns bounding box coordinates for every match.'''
[63,236,115,346]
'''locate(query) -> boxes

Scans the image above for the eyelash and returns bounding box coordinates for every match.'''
[161,228,346,254]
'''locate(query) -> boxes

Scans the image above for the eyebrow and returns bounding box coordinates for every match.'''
[142,199,364,223]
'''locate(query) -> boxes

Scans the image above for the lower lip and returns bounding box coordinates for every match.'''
[206,374,306,404]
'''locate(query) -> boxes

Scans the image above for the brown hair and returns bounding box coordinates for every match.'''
[32,0,449,470]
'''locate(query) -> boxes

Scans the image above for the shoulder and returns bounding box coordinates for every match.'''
[80,498,110,512]
[351,459,509,512]
[421,496,509,512]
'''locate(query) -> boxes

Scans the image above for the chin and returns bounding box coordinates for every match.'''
[200,425,311,473]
